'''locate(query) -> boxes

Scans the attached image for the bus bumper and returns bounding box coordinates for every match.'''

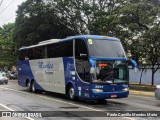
[91,91,129,100]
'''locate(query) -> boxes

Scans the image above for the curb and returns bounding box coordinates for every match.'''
[130,90,154,96]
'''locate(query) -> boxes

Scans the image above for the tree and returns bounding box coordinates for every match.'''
[50,0,126,36]
[14,0,75,47]
[15,0,129,47]
[0,23,17,68]
[13,0,160,85]
[140,25,160,85]
[118,0,160,85]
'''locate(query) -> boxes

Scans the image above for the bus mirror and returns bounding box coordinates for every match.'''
[129,59,138,73]
[90,67,95,74]
[89,58,95,74]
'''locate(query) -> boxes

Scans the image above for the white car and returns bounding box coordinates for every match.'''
[155,85,160,100]
[0,73,8,84]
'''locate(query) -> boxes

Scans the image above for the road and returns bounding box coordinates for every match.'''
[0,80,160,120]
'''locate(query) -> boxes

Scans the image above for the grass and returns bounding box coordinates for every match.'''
[129,83,156,92]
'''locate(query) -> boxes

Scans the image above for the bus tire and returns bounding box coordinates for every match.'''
[68,85,76,100]
[27,81,31,92]
[31,81,36,93]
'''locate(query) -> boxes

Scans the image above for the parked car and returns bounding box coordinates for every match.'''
[6,71,17,79]
[155,85,160,100]
[0,73,8,84]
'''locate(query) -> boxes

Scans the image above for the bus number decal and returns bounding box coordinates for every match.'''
[95,85,103,89]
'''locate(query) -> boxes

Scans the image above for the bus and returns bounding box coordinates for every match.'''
[18,35,137,101]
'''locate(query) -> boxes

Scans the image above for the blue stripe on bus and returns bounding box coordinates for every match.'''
[89,57,128,61]
[18,60,44,91]
[62,57,77,95]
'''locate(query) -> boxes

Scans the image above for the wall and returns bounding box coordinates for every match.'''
[129,68,160,85]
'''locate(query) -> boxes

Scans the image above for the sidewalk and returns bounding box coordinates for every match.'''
[130,90,154,96]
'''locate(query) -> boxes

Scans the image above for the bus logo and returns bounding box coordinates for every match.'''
[38,62,53,69]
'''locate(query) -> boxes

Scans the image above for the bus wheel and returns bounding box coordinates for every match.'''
[68,86,76,100]
[27,82,31,92]
[31,81,36,93]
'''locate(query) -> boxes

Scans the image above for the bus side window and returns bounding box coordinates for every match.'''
[32,48,38,59]
[75,39,90,83]
[19,50,27,60]
[27,49,33,60]
[36,47,45,59]
[75,39,88,58]
[47,43,62,58]
[62,40,73,57]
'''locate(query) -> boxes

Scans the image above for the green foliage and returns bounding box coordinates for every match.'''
[14,0,75,47]
[140,25,160,85]
[0,23,17,68]
[120,0,159,32]
[119,0,160,84]
[2,0,159,84]
[50,0,126,36]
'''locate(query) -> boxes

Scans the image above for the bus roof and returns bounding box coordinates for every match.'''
[19,39,61,50]
[63,35,119,41]
[19,35,119,50]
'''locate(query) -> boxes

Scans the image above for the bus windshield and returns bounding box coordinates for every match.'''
[93,61,128,84]
[87,39,126,58]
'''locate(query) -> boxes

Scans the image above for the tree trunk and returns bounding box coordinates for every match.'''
[151,69,154,85]
[139,68,144,85]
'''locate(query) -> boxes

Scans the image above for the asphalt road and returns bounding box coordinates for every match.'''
[0,80,160,120]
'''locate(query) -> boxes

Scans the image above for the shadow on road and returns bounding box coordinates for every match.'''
[19,89,131,111]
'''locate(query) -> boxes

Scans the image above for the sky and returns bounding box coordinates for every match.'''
[0,0,26,27]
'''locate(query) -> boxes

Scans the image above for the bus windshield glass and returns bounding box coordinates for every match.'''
[93,61,128,84]
[87,39,126,58]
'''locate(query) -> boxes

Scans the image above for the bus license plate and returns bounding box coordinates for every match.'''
[111,94,117,98]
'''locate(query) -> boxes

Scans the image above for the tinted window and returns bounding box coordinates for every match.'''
[27,48,33,59]
[47,43,62,58]
[47,40,73,58]
[19,49,27,60]
[25,46,45,60]
[62,40,73,57]
[32,47,45,59]
[76,60,90,83]
[75,39,88,58]
[75,39,90,83]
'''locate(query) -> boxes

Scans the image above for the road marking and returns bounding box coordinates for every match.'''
[0,103,14,111]
[0,102,34,120]
[0,86,136,120]
[124,117,136,120]
[0,87,102,111]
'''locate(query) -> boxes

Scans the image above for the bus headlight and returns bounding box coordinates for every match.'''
[123,88,129,91]
[91,89,103,93]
